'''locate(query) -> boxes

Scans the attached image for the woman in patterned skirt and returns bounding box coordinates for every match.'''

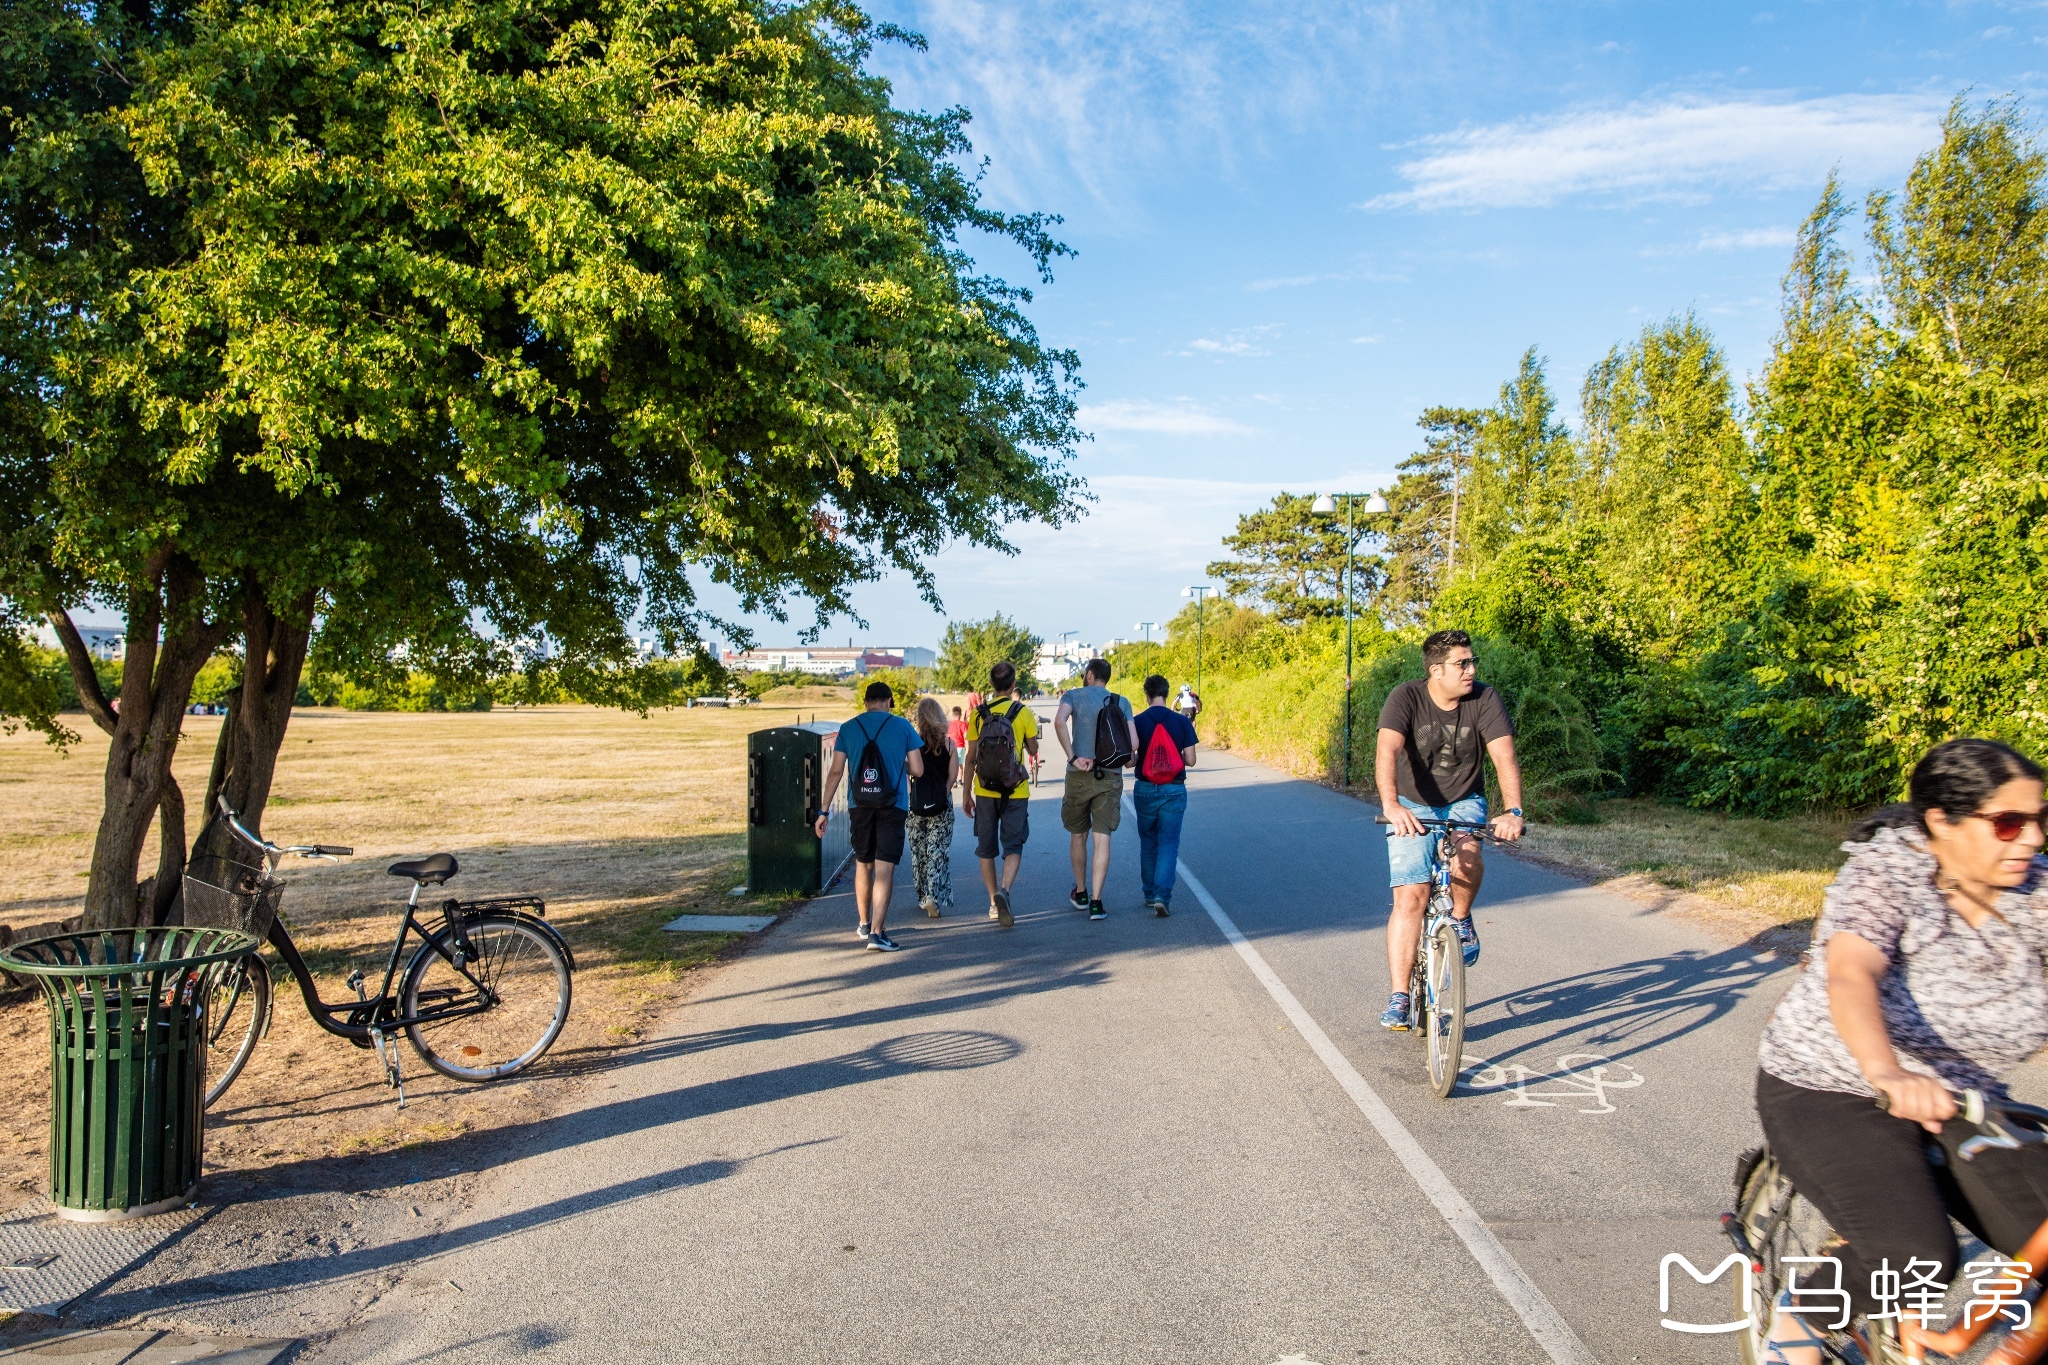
[907,697,959,917]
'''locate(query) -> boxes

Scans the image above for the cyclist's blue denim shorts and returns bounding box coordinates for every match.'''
[1386,794,1488,888]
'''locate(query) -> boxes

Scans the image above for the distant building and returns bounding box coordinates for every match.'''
[30,623,124,660]
[1034,638,1100,688]
[723,647,910,677]
[868,645,936,669]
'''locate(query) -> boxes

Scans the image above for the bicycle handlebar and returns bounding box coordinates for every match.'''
[1373,815,1494,831]
[214,795,351,862]
[1876,1087,2048,1159]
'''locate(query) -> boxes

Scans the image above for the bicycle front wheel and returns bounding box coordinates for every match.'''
[1425,920,1466,1098]
[401,913,571,1082]
[204,954,272,1108]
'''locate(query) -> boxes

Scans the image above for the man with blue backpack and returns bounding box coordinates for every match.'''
[1133,673,1200,917]
[815,680,927,952]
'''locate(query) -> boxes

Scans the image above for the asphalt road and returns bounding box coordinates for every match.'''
[88,739,1816,1362]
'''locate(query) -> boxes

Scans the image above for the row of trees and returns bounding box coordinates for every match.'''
[1205,95,2048,814]
[1,0,1082,925]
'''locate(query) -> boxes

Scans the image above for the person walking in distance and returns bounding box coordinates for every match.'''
[1132,674,1199,917]
[962,661,1039,927]
[1175,683,1202,722]
[815,681,925,952]
[907,697,959,919]
[947,705,968,752]
[1374,630,1525,1028]
[1054,658,1139,920]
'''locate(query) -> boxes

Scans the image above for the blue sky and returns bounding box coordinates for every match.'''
[739,5,2039,655]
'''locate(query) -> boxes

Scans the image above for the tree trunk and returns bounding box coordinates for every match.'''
[191,588,317,866]
[63,553,232,930]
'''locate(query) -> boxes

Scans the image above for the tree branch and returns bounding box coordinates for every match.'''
[46,610,118,735]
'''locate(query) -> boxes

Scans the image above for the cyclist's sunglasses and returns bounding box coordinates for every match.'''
[1437,656,1479,673]
[1973,809,2048,842]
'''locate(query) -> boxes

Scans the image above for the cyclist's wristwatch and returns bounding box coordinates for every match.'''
[1505,807,1523,818]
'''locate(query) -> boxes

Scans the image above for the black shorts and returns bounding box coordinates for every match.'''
[973,796,1030,860]
[850,806,907,865]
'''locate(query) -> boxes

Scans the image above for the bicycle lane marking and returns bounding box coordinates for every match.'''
[1171,855,1600,1365]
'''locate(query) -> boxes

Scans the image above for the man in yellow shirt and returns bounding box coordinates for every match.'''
[961,660,1040,927]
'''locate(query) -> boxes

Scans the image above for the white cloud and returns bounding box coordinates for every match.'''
[1078,399,1257,437]
[1697,226,1799,250]
[1351,334,1383,344]
[1368,93,1944,211]
[1184,324,1281,357]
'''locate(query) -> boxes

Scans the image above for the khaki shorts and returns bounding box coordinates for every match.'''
[1061,768,1123,835]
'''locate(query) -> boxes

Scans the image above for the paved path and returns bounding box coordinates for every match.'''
[93,744,1816,1362]
[334,744,1802,1363]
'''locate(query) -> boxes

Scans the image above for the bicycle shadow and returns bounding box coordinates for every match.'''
[1461,943,1791,1069]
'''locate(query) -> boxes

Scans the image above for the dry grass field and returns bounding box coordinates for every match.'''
[0,702,830,1211]
[1516,798,1854,945]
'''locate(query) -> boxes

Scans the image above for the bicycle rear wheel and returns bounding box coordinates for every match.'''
[203,954,271,1108]
[1425,920,1466,1098]
[1732,1151,1879,1364]
[401,913,571,1082]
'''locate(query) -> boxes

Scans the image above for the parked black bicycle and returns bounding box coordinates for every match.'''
[187,798,575,1108]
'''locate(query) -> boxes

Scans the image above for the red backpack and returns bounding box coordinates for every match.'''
[1138,720,1186,784]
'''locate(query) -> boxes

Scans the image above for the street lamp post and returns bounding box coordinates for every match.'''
[1311,491,1391,786]
[1134,621,1156,644]
[1179,585,1213,695]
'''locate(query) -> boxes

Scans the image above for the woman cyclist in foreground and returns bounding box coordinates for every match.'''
[1755,738,2048,1363]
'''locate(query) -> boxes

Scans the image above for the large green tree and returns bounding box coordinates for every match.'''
[1207,492,1376,624]
[935,614,1040,692]
[1,0,1084,926]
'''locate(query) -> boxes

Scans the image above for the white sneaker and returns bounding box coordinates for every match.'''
[856,923,870,943]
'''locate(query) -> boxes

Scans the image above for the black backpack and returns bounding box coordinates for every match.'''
[1093,695,1134,771]
[850,714,898,810]
[974,702,1030,797]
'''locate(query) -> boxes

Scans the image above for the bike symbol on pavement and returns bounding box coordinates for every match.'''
[1461,1052,1645,1114]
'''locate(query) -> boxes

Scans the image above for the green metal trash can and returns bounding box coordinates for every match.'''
[747,722,852,895]
[0,926,257,1221]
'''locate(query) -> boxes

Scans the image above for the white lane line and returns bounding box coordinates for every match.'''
[1172,856,1598,1365]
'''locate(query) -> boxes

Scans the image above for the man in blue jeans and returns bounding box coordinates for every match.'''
[1374,630,1525,1029]
[1132,674,1200,917]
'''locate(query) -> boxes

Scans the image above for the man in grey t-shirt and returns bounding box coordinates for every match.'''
[1054,658,1139,920]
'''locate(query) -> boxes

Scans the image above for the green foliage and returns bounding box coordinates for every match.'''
[861,666,934,706]
[738,668,826,700]
[935,614,1040,691]
[1207,493,1374,623]
[1191,97,2048,819]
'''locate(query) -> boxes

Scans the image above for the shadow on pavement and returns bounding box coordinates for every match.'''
[76,1029,1022,1319]
[1463,944,1789,1067]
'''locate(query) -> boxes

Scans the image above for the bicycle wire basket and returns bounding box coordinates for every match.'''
[181,851,282,939]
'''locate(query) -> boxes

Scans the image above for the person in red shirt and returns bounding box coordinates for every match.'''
[947,705,968,751]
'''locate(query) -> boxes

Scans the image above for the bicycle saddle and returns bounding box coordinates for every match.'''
[387,853,459,885]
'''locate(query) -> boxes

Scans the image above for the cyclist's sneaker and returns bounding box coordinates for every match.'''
[994,890,1014,928]
[1379,992,1413,1031]
[866,931,899,952]
[1088,899,1106,920]
[855,923,870,944]
[1453,914,1480,966]
[1068,888,1090,911]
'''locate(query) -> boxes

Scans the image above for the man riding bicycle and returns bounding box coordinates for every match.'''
[1374,629,1525,1031]
[1752,738,2048,1364]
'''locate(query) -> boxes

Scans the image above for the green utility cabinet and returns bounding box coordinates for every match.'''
[747,722,852,895]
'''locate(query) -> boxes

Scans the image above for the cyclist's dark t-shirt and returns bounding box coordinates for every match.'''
[1377,680,1514,806]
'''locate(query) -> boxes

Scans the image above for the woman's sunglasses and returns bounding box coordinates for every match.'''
[1972,810,2048,842]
